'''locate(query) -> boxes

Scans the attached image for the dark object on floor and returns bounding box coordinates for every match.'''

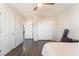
[62,29,69,37]
[61,29,79,42]
[61,37,73,42]
[61,37,79,42]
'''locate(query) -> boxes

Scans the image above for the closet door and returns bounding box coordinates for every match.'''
[0,5,15,55]
[0,9,9,55]
[0,12,1,55]
[7,10,15,50]
[0,8,8,55]
[15,14,23,47]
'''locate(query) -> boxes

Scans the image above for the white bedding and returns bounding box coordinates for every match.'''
[42,42,79,56]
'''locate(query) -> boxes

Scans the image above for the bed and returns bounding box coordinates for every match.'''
[42,42,79,56]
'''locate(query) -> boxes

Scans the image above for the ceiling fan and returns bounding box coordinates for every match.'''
[33,3,55,11]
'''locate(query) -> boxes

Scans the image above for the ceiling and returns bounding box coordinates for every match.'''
[9,3,75,18]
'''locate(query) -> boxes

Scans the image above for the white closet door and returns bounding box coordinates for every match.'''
[0,5,15,55]
[0,12,1,55]
[7,10,15,50]
[15,14,23,47]
[0,9,8,55]
[0,10,9,55]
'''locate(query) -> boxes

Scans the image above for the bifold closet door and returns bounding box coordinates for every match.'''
[7,10,15,51]
[0,6,15,55]
[0,12,1,55]
[15,14,23,47]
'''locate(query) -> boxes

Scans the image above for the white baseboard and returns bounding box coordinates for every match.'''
[0,49,12,56]
[0,42,23,56]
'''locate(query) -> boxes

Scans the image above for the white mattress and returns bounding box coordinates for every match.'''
[42,42,79,56]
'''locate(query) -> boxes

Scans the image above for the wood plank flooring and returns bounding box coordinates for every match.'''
[6,40,53,56]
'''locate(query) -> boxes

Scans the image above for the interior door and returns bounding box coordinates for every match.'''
[24,22,33,39]
[23,21,33,51]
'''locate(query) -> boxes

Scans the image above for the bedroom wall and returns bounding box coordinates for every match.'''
[56,4,79,41]
[24,16,57,41]
[37,16,57,40]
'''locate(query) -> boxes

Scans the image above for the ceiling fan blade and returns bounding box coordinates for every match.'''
[33,3,55,11]
[44,3,55,5]
[33,6,38,11]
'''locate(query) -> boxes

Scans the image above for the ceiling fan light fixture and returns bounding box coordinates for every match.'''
[34,3,55,11]
[37,3,43,7]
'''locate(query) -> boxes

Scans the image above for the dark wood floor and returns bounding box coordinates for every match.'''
[6,40,53,56]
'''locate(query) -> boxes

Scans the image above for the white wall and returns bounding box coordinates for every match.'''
[24,5,79,41]
[24,16,57,41]
[38,17,57,40]
[57,4,79,41]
